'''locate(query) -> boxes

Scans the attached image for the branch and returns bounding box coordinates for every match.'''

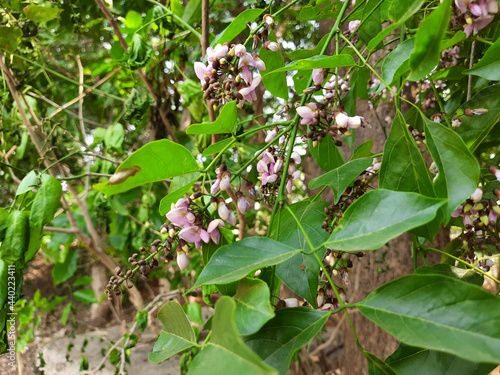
[76,55,86,140]
[43,226,80,234]
[94,0,178,142]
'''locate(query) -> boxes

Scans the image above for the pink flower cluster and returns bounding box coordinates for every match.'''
[256,146,301,194]
[297,104,364,131]
[455,0,498,36]
[440,46,460,68]
[194,43,270,108]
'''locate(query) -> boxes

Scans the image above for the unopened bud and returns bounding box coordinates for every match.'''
[160,227,168,234]
[263,14,274,26]
[451,117,462,128]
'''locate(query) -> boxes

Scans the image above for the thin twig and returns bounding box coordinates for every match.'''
[43,226,80,234]
[467,40,475,101]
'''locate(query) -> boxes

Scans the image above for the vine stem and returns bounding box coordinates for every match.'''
[422,246,500,284]
[283,207,359,343]
[268,0,352,234]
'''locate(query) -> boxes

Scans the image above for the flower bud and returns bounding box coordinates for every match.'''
[335,112,349,128]
[291,151,302,165]
[470,187,484,203]
[263,14,274,26]
[451,117,462,128]
[176,250,190,271]
[218,201,230,220]
[227,209,237,226]
[160,227,168,234]
[347,116,363,129]
[284,298,298,307]
[265,127,279,143]
[220,172,232,191]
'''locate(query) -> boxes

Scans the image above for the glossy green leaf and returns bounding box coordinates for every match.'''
[0,260,7,307]
[193,237,300,288]
[149,301,196,363]
[380,111,434,195]
[187,101,238,134]
[386,343,497,375]
[72,289,97,304]
[93,139,199,196]
[440,31,466,50]
[16,171,39,196]
[308,137,345,172]
[408,0,451,81]
[202,138,235,157]
[188,296,277,375]
[52,250,79,285]
[260,39,288,100]
[415,264,483,286]
[159,172,201,215]
[381,39,415,85]
[352,140,373,159]
[1,211,30,263]
[233,278,275,335]
[264,55,354,76]
[212,9,265,46]
[463,38,500,80]
[271,201,330,306]
[27,174,62,261]
[325,190,446,251]
[73,276,93,286]
[454,85,500,151]
[358,0,383,44]
[309,157,373,203]
[367,22,402,51]
[364,351,398,375]
[357,274,500,364]
[299,0,341,20]
[23,4,61,22]
[388,0,424,23]
[244,308,329,375]
[424,118,480,220]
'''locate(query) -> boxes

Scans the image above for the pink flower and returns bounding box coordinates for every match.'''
[296,104,316,125]
[292,170,301,181]
[267,42,280,51]
[241,65,253,85]
[166,207,190,227]
[286,179,293,193]
[207,44,228,62]
[176,250,190,271]
[175,198,190,208]
[257,160,268,173]
[239,76,262,103]
[207,219,225,244]
[267,173,278,184]
[489,210,497,224]
[253,56,266,72]
[348,20,361,33]
[291,152,301,165]
[234,44,246,57]
[451,205,463,218]
[238,52,255,69]
[179,226,202,243]
[265,127,278,143]
[312,69,327,85]
[261,172,269,185]
[274,157,283,172]
[194,62,212,83]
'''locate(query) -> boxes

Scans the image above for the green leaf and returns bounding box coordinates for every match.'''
[380,111,434,195]
[367,22,403,51]
[244,308,329,375]
[454,85,500,151]
[212,9,265,46]
[364,351,398,375]
[188,296,277,375]
[325,190,446,251]
[127,33,152,69]
[0,26,23,53]
[123,10,143,30]
[415,264,483,286]
[61,303,72,326]
[52,250,79,285]
[408,0,452,81]
[358,0,383,44]
[159,172,201,215]
[23,4,61,22]
[186,302,203,326]
[308,137,345,172]
[233,278,275,335]
[260,39,288,100]
[309,157,373,203]
[352,140,373,159]
[463,38,500,80]
[73,276,93,287]
[187,101,238,134]
[357,274,500,364]
[381,39,415,85]
[72,289,97,304]
[271,201,329,307]
[264,55,355,76]
[386,343,498,375]
[388,0,424,23]
[193,237,301,288]
[0,260,8,307]
[93,139,200,196]
[299,0,341,20]
[149,301,196,363]
[202,138,235,157]
[27,174,62,261]
[424,118,480,220]
[105,123,125,151]
[16,171,39,196]
[136,310,149,331]
[1,211,30,263]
